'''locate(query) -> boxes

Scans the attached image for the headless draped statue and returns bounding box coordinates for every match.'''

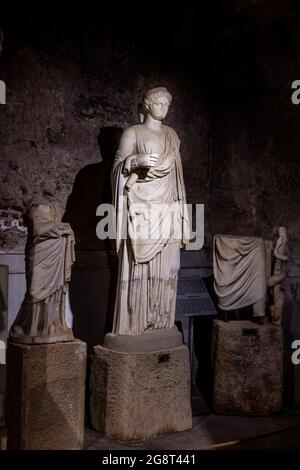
[213,227,288,325]
[112,87,190,335]
[9,203,75,344]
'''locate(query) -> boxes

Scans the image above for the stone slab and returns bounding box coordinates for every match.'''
[0,253,26,332]
[0,265,8,427]
[289,241,300,260]
[90,333,192,441]
[287,262,300,278]
[0,426,6,450]
[6,339,86,449]
[212,320,283,416]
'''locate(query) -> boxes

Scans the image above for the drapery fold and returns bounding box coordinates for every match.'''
[213,234,267,311]
[111,124,189,334]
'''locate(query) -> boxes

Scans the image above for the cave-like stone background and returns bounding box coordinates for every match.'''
[1,1,300,407]
[0,4,209,250]
[1,1,299,249]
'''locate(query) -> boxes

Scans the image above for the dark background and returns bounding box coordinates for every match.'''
[1,1,300,408]
[1,1,300,249]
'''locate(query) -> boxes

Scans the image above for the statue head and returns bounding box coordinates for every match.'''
[142,87,172,122]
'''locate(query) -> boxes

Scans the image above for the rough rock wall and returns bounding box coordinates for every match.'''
[0,10,209,250]
[0,2,300,408]
[208,1,300,243]
[0,2,300,250]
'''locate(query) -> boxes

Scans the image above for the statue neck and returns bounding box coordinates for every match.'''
[144,114,163,132]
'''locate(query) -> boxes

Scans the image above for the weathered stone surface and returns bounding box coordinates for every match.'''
[2,6,300,251]
[6,339,86,449]
[287,262,300,279]
[282,277,300,409]
[212,320,283,416]
[90,335,192,441]
[0,426,6,450]
[0,264,8,427]
[289,242,300,260]
[0,11,208,251]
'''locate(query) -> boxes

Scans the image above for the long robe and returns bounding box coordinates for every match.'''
[112,124,190,335]
[10,207,75,342]
[213,234,267,311]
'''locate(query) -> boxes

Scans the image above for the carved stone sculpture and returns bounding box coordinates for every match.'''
[111,87,190,335]
[213,228,288,325]
[213,235,267,322]
[267,227,289,325]
[9,203,75,343]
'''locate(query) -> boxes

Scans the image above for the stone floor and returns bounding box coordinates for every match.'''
[84,410,300,450]
[1,409,300,450]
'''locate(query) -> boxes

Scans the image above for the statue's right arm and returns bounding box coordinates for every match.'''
[113,127,137,175]
[57,223,74,237]
[114,127,159,174]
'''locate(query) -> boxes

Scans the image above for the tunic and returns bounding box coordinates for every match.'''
[111,124,189,334]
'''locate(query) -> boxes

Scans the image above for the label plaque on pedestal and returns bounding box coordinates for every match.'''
[176,269,217,318]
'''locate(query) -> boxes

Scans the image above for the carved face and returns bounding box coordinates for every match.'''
[147,95,170,121]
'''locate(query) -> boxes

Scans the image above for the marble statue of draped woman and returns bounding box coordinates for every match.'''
[111,87,190,335]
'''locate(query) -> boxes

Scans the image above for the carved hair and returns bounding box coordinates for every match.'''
[143,87,172,109]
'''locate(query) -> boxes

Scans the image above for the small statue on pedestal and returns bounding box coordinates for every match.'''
[9,203,75,343]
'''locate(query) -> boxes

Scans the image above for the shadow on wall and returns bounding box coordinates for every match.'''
[63,127,122,350]
[63,126,122,251]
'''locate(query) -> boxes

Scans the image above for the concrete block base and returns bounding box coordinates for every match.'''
[90,329,192,441]
[212,320,283,416]
[6,339,87,449]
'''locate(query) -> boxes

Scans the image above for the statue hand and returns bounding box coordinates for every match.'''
[58,223,73,236]
[134,153,160,169]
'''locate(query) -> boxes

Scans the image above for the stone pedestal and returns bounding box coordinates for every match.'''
[6,339,86,450]
[0,426,6,450]
[0,264,8,427]
[212,320,283,415]
[90,328,192,441]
